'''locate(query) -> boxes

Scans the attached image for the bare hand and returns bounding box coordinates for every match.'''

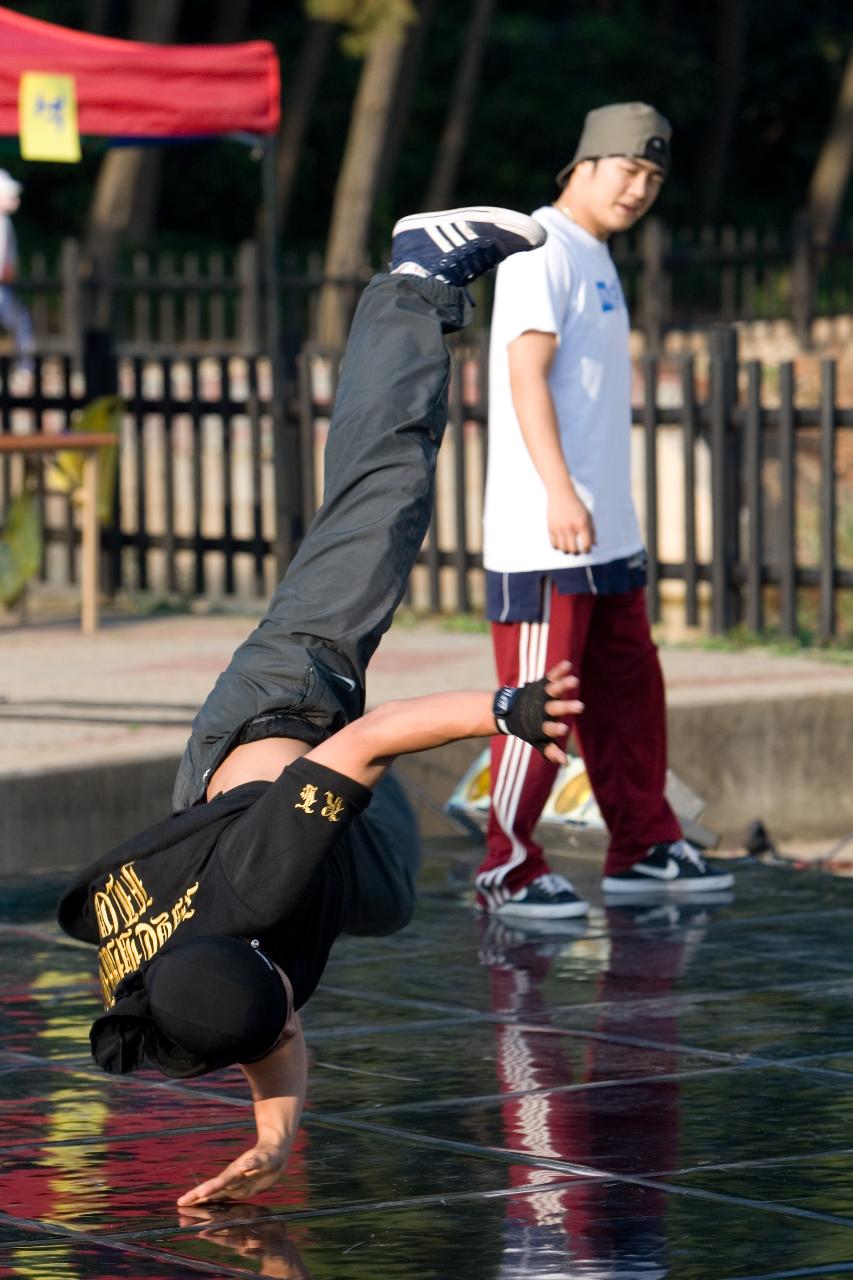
[177,1143,288,1207]
[539,659,583,766]
[547,488,596,556]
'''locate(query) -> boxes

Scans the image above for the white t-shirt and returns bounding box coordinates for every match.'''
[483,204,643,573]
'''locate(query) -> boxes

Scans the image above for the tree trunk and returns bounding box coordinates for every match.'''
[697,0,749,226]
[85,0,114,34]
[808,50,853,244]
[274,20,335,239]
[212,0,251,42]
[85,0,182,280]
[314,21,409,347]
[376,0,437,199]
[423,0,496,211]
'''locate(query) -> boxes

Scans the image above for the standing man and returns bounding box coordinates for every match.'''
[0,170,34,375]
[476,103,734,919]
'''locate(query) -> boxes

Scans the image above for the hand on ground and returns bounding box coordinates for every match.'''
[177,1143,288,1207]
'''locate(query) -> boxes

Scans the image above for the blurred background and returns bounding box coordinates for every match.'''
[7,0,852,263]
[1,0,853,643]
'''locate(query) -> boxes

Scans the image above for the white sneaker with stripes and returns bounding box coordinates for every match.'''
[476,872,590,920]
[390,206,546,287]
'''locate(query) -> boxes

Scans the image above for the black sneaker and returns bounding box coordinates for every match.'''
[391,206,546,287]
[476,872,590,919]
[602,839,735,895]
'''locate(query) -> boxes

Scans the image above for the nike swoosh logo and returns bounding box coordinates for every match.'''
[634,859,680,881]
[329,671,357,692]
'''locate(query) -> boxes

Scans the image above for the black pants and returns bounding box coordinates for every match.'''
[172,272,472,927]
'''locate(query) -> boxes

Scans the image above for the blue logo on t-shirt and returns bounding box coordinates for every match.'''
[596,280,622,312]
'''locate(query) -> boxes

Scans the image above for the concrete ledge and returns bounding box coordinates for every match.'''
[668,690,853,843]
[0,757,181,875]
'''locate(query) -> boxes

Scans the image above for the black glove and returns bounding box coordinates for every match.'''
[492,677,554,753]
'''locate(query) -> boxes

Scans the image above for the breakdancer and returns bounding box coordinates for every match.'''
[58,206,582,1206]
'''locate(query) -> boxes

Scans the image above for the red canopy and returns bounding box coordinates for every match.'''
[0,4,280,139]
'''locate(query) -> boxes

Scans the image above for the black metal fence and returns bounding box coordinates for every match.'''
[11,240,368,358]
[9,212,853,357]
[1,332,852,641]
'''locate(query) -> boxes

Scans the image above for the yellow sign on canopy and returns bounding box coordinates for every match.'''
[19,73,81,163]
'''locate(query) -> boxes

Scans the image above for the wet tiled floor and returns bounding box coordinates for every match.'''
[3,849,853,1278]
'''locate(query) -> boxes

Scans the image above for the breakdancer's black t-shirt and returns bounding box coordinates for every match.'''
[57,757,372,1012]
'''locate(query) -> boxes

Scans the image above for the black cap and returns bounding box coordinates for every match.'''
[90,935,290,1079]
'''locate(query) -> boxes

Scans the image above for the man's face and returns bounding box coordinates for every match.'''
[571,156,664,237]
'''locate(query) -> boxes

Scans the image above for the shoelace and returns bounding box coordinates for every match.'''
[532,872,573,897]
[439,238,501,283]
[670,839,707,872]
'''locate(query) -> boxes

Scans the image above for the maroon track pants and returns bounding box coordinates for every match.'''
[476,584,681,898]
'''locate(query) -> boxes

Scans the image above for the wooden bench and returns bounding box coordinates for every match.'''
[0,433,118,633]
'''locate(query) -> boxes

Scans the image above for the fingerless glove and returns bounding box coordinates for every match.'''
[492,678,553,753]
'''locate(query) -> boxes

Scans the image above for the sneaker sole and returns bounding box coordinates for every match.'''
[489,898,590,920]
[601,872,735,895]
[392,206,546,249]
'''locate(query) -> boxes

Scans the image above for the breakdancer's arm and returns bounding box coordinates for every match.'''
[309,659,581,788]
[178,1013,307,1208]
[207,660,580,800]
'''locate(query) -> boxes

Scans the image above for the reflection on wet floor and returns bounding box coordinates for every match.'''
[3,852,853,1278]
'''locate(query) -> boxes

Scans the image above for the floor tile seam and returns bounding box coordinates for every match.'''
[0,1211,77,1241]
[301,1108,606,1177]
[679,907,853,929]
[0,1219,255,1277]
[316,982,486,1018]
[501,1020,747,1063]
[561,1026,853,1072]
[505,973,853,1019]
[0,1050,257,1106]
[614,1170,853,1230]
[323,944,477,968]
[0,924,84,946]
[303,1015,486,1042]
[301,1112,853,1234]
[772,1060,853,1081]
[99,1176,590,1243]
[660,1142,853,1177]
[325,1062,763,1120]
[719,1263,853,1280]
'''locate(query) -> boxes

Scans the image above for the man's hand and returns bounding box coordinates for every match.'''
[178,1022,307,1208]
[177,1142,288,1206]
[547,484,597,556]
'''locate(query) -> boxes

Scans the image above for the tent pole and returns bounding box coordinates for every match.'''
[262,133,294,575]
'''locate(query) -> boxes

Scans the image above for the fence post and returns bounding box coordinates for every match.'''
[60,238,82,362]
[83,328,121,594]
[708,324,740,632]
[791,209,813,349]
[237,240,261,355]
[639,216,669,356]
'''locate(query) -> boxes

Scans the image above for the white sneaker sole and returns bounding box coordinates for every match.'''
[489,897,590,920]
[392,206,546,249]
[601,871,735,895]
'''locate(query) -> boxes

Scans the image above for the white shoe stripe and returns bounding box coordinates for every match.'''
[484,608,552,891]
[426,224,454,253]
[442,222,466,248]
